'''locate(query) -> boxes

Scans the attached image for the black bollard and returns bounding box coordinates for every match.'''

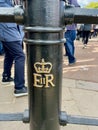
[0,0,98,128]
[24,0,64,130]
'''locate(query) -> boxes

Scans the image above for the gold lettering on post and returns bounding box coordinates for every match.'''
[33,73,43,88]
[44,74,55,88]
[33,59,55,88]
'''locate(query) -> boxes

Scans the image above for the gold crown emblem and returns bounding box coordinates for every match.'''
[34,59,52,73]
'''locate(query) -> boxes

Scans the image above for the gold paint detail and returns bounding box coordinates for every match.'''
[33,59,55,88]
[34,58,52,73]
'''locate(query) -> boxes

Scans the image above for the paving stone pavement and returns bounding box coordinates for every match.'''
[0,37,98,130]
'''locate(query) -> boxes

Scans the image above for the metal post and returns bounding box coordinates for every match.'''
[24,0,64,130]
[1,0,98,129]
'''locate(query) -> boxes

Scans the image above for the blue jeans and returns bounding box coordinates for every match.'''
[64,30,76,64]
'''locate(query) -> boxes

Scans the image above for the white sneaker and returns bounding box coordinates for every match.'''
[83,44,87,49]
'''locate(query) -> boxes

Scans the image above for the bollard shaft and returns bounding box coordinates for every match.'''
[25,0,64,130]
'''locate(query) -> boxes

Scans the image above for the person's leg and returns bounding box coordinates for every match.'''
[82,31,86,44]
[76,30,80,40]
[82,31,87,48]
[65,30,76,64]
[14,42,25,90]
[69,30,76,64]
[2,41,25,88]
[2,42,14,82]
[64,42,68,56]
[85,31,90,45]
[71,30,76,55]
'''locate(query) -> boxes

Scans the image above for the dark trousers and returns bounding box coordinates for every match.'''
[2,41,25,90]
[82,31,90,44]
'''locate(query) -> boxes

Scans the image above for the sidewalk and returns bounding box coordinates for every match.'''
[0,37,98,130]
[63,37,98,83]
[61,37,98,130]
[63,37,98,91]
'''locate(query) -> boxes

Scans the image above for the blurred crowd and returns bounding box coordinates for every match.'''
[76,24,98,41]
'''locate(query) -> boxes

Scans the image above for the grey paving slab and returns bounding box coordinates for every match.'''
[63,78,98,91]
[0,122,29,130]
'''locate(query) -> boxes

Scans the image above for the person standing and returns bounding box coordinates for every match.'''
[64,0,80,65]
[82,24,92,49]
[0,0,28,97]
[64,24,77,65]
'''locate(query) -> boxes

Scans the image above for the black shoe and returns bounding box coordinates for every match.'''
[14,87,28,97]
[2,77,14,85]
